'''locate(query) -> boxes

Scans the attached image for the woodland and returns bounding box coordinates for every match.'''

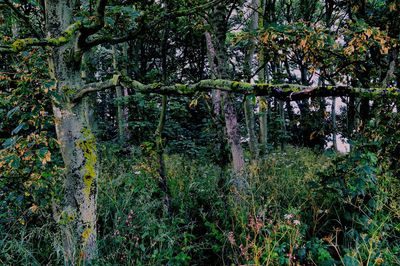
[0,0,399,265]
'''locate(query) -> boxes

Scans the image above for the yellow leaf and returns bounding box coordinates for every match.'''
[300,39,307,48]
[344,45,355,55]
[189,99,198,108]
[365,28,373,38]
[381,47,389,54]
[310,131,317,140]
[41,151,51,165]
[259,98,268,110]
[29,204,38,213]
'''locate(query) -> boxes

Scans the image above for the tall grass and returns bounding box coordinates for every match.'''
[1,145,399,265]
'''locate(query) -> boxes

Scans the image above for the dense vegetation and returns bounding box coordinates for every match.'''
[0,0,399,265]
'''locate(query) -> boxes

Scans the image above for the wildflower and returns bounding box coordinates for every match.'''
[293,219,301,226]
[134,171,141,175]
[375,257,384,265]
[239,244,247,256]
[255,218,263,232]
[227,231,236,245]
[284,214,294,220]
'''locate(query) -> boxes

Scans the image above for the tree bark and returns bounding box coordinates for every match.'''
[155,95,170,215]
[223,92,245,173]
[243,0,260,162]
[45,0,98,263]
[332,96,338,151]
[244,96,258,162]
[258,0,269,157]
[113,44,129,144]
[205,6,245,173]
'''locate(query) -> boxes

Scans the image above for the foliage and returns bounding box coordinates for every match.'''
[1,0,399,265]
[0,51,63,264]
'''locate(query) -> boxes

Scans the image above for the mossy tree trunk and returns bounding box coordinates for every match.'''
[45,0,98,263]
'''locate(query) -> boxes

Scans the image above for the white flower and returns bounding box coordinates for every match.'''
[134,171,141,175]
[284,214,294,220]
[293,220,301,225]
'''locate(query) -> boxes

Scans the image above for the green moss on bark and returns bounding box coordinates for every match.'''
[76,128,97,198]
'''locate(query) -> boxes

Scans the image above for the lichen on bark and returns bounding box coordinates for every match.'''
[75,128,97,198]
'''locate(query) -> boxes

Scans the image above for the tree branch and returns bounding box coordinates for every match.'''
[119,76,400,101]
[72,75,119,102]
[79,0,108,38]
[2,0,43,38]
[83,16,145,50]
[0,21,82,53]
[83,0,226,49]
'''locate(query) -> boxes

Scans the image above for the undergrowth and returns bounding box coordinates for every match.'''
[1,145,399,265]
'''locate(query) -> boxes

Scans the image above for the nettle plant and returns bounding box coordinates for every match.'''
[315,104,400,265]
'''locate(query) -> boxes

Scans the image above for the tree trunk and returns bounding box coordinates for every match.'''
[243,0,260,162]
[45,0,98,263]
[244,96,258,162]
[113,45,129,144]
[279,100,286,150]
[205,7,245,173]
[332,96,338,151]
[258,0,269,157]
[155,95,170,215]
[223,92,245,173]
[259,97,269,156]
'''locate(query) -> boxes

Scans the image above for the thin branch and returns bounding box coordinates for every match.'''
[83,0,226,49]
[79,0,108,38]
[84,16,145,49]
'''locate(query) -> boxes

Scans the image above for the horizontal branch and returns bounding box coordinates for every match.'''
[0,21,82,53]
[69,74,400,102]
[72,75,119,102]
[120,76,400,100]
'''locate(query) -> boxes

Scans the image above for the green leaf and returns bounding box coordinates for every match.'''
[11,123,26,135]
[2,137,17,149]
[7,106,20,119]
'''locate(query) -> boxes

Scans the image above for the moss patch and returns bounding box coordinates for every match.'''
[76,128,97,198]
[82,227,93,240]
[10,21,82,52]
